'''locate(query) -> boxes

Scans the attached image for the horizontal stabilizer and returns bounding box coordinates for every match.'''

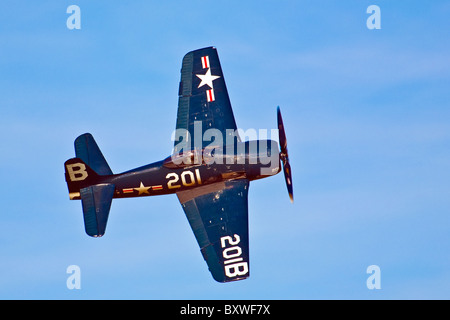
[75,133,113,175]
[80,183,115,237]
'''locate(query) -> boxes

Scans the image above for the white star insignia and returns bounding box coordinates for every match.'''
[196,68,220,89]
[134,182,151,195]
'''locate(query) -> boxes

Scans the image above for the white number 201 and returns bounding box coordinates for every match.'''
[166,169,202,189]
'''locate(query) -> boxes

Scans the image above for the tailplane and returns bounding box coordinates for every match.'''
[64,133,115,237]
[80,183,115,237]
[74,133,113,175]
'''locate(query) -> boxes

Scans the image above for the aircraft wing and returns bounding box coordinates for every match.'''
[176,179,250,282]
[174,47,240,153]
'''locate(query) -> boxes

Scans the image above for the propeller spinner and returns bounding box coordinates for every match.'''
[277,106,294,203]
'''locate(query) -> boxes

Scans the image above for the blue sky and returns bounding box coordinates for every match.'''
[0,1,449,299]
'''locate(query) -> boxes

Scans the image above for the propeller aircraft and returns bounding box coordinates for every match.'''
[64,47,293,282]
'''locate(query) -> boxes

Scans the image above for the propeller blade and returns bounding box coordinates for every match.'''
[277,106,287,154]
[283,161,294,203]
[277,106,294,203]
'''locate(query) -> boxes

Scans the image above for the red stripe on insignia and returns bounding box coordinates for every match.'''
[152,185,163,190]
[201,56,209,69]
[123,188,134,193]
[206,89,215,102]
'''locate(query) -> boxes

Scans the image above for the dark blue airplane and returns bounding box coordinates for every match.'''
[64,47,293,283]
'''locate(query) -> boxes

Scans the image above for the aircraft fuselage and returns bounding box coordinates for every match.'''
[66,140,281,200]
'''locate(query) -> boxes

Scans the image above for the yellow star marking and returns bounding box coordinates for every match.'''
[134,182,151,195]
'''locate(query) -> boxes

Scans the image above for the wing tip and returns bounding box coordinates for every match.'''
[184,46,216,58]
[213,274,250,283]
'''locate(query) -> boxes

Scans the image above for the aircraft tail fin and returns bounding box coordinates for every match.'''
[65,133,113,199]
[65,133,116,237]
[64,158,115,237]
[64,157,102,199]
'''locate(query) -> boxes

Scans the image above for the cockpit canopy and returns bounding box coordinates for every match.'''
[163,146,231,169]
[163,140,279,169]
[163,149,204,169]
